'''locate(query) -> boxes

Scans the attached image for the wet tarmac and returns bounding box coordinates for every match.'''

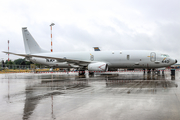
[0,71,180,120]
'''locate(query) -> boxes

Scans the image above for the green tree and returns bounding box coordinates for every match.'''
[26,61,33,65]
[14,58,25,65]
[6,60,14,65]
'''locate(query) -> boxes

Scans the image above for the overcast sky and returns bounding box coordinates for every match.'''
[0,0,180,63]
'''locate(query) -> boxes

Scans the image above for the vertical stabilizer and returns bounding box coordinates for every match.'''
[22,27,49,54]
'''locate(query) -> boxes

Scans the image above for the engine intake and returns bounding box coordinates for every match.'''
[88,62,108,72]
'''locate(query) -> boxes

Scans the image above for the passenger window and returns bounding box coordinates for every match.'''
[127,55,130,60]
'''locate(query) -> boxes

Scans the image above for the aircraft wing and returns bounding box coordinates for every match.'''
[2,51,92,65]
[3,51,28,57]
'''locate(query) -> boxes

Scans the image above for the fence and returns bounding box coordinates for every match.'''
[2,64,31,70]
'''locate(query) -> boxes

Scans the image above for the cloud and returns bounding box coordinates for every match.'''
[0,0,179,63]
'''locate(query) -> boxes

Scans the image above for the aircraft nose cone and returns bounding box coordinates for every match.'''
[175,59,178,63]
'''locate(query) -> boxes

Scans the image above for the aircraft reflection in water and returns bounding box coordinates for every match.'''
[105,74,178,94]
[19,72,178,119]
[23,76,89,120]
[23,87,64,120]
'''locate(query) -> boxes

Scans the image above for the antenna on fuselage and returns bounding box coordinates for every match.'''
[93,47,101,51]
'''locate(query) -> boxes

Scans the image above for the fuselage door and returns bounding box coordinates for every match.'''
[150,52,156,62]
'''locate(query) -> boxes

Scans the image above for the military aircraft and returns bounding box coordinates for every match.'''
[3,27,177,75]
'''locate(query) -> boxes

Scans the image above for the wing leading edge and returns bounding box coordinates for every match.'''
[2,51,92,66]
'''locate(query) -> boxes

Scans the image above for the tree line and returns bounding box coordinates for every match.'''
[2,58,33,66]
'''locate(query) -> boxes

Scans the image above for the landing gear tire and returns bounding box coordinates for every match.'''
[78,70,85,76]
[147,69,151,74]
[89,71,94,75]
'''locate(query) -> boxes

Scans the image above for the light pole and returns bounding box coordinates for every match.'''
[50,23,55,52]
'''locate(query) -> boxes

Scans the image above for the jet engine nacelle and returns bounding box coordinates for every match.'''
[88,62,108,72]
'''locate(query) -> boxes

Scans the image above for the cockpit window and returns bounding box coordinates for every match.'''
[161,54,169,57]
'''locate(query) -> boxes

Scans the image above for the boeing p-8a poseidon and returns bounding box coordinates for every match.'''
[3,27,177,74]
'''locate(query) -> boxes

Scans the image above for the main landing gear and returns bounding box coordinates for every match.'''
[78,68,94,76]
[78,70,85,76]
[143,69,165,75]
